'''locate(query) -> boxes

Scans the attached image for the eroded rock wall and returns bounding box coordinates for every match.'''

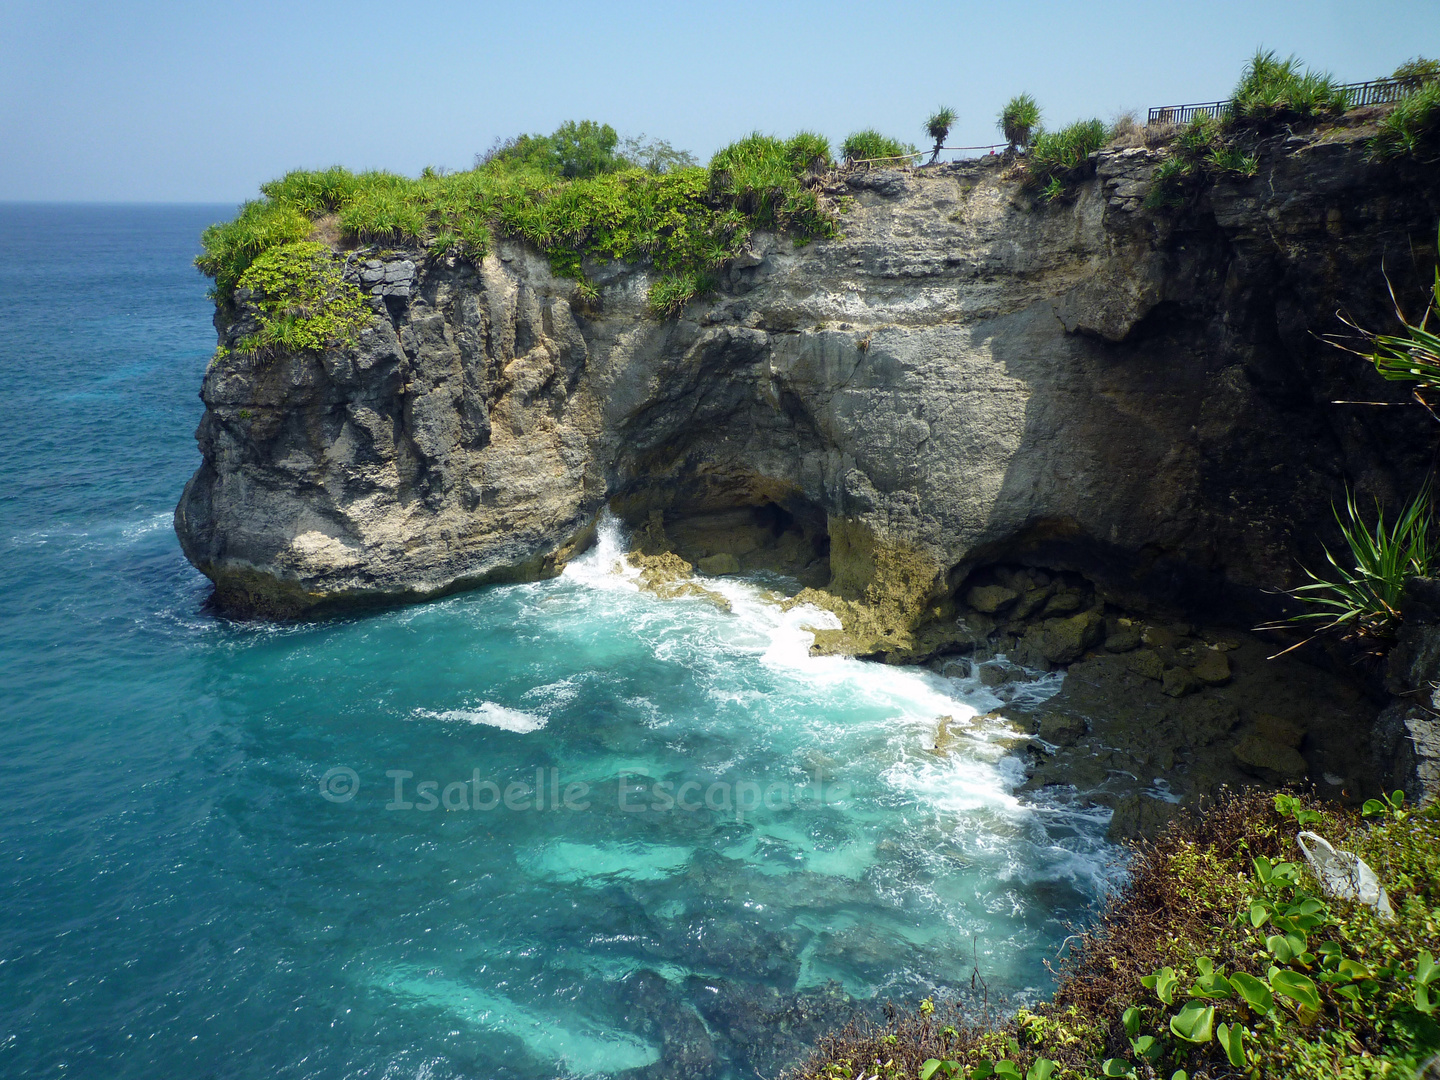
[177,126,1440,625]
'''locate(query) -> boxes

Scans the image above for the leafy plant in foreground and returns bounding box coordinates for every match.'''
[789,791,1440,1080]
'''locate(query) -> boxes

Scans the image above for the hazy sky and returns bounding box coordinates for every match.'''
[3,0,1437,203]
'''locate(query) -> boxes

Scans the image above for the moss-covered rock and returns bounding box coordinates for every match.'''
[696,553,741,575]
[627,551,732,611]
[966,584,1018,614]
[1039,609,1106,664]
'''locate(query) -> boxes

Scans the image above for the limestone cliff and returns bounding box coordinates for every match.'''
[177,124,1439,631]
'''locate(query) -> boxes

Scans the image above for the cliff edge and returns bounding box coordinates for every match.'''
[177,126,1438,633]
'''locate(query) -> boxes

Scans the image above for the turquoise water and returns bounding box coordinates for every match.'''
[0,204,1116,1079]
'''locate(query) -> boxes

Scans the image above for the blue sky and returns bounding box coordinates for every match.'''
[2,0,1436,202]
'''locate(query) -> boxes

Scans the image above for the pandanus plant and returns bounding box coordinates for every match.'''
[999,94,1041,151]
[1328,222,1440,413]
[924,107,956,165]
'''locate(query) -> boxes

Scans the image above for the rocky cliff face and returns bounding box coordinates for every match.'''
[177,126,1439,634]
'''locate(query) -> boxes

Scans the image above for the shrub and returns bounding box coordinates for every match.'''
[231,241,370,359]
[1230,49,1350,127]
[841,129,918,165]
[548,119,624,178]
[1106,112,1145,149]
[924,106,957,164]
[998,93,1041,150]
[475,120,629,178]
[1393,56,1440,91]
[476,132,557,171]
[619,134,699,174]
[1372,80,1440,160]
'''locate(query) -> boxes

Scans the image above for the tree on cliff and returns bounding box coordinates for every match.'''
[478,121,697,178]
[924,107,956,165]
[999,93,1040,151]
[477,120,624,178]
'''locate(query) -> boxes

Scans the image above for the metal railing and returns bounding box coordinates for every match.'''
[1147,76,1420,126]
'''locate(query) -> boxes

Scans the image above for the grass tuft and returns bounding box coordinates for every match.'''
[841,130,918,165]
[1372,81,1440,161]
[1230,49,1350,128]
[1026,118,1108,197]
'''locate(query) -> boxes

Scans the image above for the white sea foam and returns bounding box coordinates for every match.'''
[521,677,580,710]
[560,510,1118,897]
[413,702,546,733]
[560,515,641,592]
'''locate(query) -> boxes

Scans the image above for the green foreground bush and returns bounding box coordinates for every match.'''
[788,789,1440,1080]
[197,123,840,336]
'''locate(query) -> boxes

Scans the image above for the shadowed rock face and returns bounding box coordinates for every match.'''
[176,126,1439,622]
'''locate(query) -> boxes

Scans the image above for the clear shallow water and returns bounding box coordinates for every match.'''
[0,204,1118,1079]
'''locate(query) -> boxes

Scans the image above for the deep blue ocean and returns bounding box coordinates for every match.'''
[0,204,1116,1079]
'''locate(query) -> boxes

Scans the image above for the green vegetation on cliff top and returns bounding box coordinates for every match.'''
[197,122,844,321]
[199,51,1439,352]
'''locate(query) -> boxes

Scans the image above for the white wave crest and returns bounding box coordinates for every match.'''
[414,702,547,733]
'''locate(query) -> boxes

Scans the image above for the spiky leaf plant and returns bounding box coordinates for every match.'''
[1281,484,1435,640]
[924,107,956,164]
[998,94,1041,151]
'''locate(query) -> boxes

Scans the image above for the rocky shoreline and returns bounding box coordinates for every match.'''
[621,528,1400,837]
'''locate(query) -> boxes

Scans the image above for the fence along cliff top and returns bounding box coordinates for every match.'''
[1147,75,1416,126]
